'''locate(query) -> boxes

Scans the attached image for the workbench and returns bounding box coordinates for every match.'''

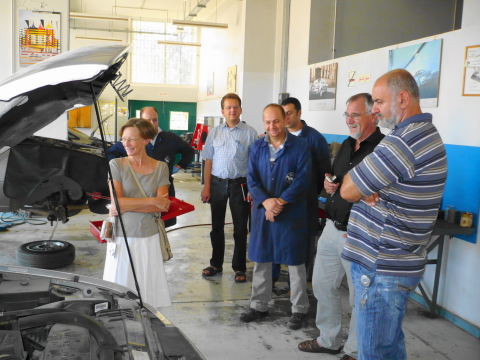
[417,219,476,318]
[317,200,476,318]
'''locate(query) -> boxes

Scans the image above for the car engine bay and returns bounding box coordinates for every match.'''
[0,269,204,360]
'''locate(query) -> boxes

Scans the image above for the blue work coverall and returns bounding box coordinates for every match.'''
[247,133,312,265]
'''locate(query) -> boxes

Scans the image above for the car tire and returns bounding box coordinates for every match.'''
[16,241,75,269]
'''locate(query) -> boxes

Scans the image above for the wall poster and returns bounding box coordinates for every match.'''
[462,45,480,96]
[308,62,337,111]
[388,39,442,108]
[207,72,214,96]
[227,65,237,93]
[170,111,189,131]
[18,9,61,67]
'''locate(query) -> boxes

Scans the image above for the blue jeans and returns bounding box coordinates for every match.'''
[352,262,421,360]
[209,176,249,273]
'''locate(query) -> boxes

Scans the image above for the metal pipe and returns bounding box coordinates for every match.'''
[70,25,177,36]
[279,0,291,94]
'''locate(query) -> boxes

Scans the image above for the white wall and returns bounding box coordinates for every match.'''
[286,0,480,328]
[241,0,278,131]
[0,0,13,80]
[196,0,280,134]
[196,0,246,122]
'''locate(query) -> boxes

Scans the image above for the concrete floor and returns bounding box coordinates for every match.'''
[1,171,479,359]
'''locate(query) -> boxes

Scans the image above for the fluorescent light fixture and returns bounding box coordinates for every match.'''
[157,40,200,47]
[76,36,123,42]
[70,12,129,22]
[172,19,228,29]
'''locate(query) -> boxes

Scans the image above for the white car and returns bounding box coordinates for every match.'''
[0,44,205,360]
[310,79,328,98]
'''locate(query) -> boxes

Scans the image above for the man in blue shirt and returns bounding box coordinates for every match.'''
[108,107,194,227]
[341,69,447,360]
[239,104,311,330]
[200,93,257,283]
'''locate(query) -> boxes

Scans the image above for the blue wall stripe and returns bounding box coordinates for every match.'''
[322,133,348,144]
[410,292,480,338]
[321,134,479,244]
[440,144,480,243]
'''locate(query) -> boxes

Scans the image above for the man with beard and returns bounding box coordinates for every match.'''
[298,93,384,358]
[341,69,447,360]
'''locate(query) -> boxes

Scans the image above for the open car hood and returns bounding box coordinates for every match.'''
[0,44,130,149]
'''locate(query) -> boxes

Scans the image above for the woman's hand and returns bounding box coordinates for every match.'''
[109,204,119,217]
[153,193,171,212]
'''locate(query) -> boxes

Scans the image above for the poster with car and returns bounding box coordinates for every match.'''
[18,9,61,67]
[462,44,480,96]
[388,39,442,107]
[308,62,337,111]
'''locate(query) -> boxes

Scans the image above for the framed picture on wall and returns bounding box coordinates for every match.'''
[227,65,237,93]
[308,62,338,111]
[462,45,480,96]
[18,9,61,67]
[388,39,442,107]
[170,111,189,131]
[207,72,214,96]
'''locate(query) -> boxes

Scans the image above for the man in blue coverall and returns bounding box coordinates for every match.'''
[108,106,194,227]
[271,97,331,284]
[239,104,312,330]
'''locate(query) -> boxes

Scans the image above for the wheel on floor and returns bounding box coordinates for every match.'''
[16,240,75,269]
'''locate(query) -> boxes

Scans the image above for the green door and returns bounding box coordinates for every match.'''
[128,100,196,166]
[128,100,196,136]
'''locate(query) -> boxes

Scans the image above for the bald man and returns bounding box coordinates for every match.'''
[341,69,447,360]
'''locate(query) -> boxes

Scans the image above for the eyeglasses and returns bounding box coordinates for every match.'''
[223,106,240,110]
[343,112,371,120]
[120,137,141,143]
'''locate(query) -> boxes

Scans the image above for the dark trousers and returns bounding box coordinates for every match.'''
[209,175,249,273]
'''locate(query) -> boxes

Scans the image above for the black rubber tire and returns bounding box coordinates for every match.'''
[16,241,75,269]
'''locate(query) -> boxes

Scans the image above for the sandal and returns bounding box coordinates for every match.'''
[297,339,341,354]
[202,266,222,276]
[235,271,247,283]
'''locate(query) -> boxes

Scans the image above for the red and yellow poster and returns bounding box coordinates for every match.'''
[19,10,61,67]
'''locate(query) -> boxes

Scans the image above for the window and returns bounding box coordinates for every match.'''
[131,21,198,85]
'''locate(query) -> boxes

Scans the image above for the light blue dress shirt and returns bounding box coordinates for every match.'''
[202,121,258,179]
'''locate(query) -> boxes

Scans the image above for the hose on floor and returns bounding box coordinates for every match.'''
[166,222,233,233]
[0,212,48,228]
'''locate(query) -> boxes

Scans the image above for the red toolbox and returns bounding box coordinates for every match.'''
[90,197,195,243]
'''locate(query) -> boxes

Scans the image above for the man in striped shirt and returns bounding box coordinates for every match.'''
[340,69,447,360]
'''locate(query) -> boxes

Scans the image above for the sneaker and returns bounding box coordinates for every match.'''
[239,308,269,323]
[287,312,306,330]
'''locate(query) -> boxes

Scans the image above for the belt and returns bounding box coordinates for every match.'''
[333,221,347,232]
[212,175,246,183]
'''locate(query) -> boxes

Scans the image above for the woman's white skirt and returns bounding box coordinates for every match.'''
[103,233,171,308]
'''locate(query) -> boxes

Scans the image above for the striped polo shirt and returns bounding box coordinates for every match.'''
[341,113,447,277]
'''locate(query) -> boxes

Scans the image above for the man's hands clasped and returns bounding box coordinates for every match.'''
[263,198,286,222]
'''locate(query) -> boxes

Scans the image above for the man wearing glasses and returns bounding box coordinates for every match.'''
[108,107,194,227]
[200,93,257,283]
[298,93,384,360]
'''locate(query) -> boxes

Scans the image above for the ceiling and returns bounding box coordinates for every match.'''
[70,0,224,22]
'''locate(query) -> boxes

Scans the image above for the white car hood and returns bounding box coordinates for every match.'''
[0,44,130,148]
